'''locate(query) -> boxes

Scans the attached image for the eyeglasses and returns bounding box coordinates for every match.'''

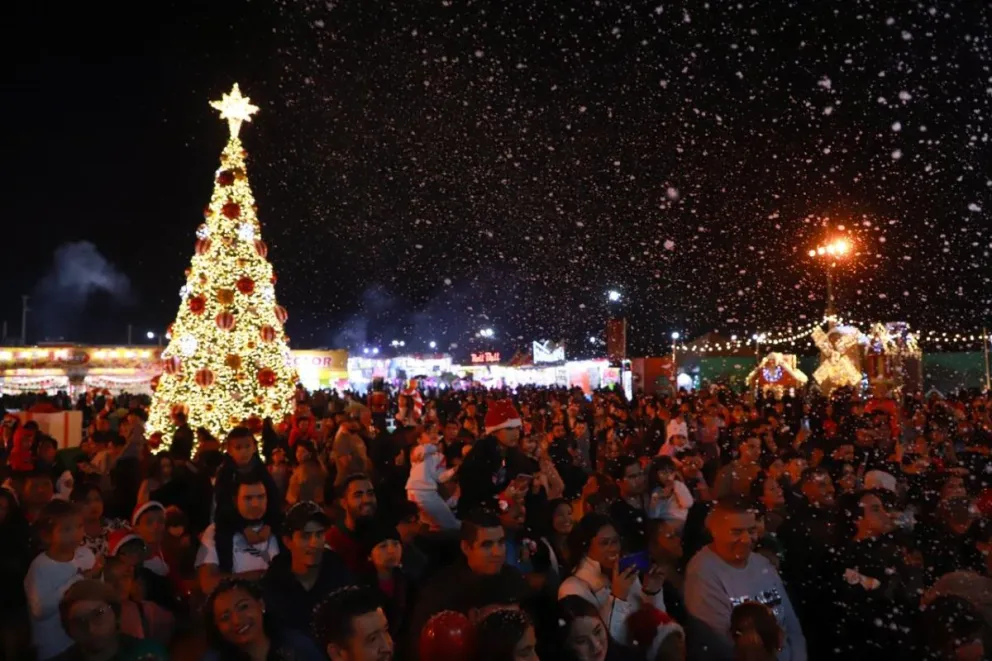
[69,605,110,630]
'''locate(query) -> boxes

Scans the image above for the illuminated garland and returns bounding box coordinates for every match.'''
[677,314,992,353]
[147,84,296,445]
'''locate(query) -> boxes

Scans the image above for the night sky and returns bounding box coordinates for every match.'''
[2,0,990,358]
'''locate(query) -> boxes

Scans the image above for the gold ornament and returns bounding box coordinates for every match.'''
[217,289,235,305]
[225,354,242,370]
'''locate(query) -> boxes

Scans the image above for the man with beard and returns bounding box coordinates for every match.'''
[314,587,394,661]
[327,474,378,576]
[262,501,358,636]
[777,467,837,660]
[458,400,524,513]
[685,497,806,661]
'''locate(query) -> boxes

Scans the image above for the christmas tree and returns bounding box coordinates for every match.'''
[148,83,296,445]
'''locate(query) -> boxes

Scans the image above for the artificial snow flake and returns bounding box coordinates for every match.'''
[179,285,191,299]
[260,284,276,303]
[196,225,211,240]
[968,203,982,212]
[237,223,256,242]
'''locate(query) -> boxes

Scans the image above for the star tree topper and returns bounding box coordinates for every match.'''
[210,83,259,138]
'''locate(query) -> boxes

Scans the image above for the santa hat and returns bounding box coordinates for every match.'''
[131,501,165,527]
[484,400,522,436]
[627,604,683,661]
[864,470,897,493]
[107,529,144,557]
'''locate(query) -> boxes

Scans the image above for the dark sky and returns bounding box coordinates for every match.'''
[2,0,990,358]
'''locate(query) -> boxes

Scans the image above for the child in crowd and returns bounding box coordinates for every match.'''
[406,422,460,531]
[23,500,100,660]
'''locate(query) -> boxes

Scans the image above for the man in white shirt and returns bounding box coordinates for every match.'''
[195,471,280,595]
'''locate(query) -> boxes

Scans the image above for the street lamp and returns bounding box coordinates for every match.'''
[607,290,622,303]
[478,328,494,338]
[671,332,680,384]
[810,238,852,317]
[429,341,437,350]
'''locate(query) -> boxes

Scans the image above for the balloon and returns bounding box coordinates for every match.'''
[419,611,474,661]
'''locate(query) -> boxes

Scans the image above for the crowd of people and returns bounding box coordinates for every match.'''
[1,380,992,661]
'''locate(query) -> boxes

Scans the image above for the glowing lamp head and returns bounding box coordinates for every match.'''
[429,341,437,349]
[671,332,680,340]
[808,249,817,257]
[833,239,849,255]
[607,290,622,302]
[146,331,155,340]
[817,247,826,256]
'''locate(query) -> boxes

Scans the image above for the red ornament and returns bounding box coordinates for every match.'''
[236,276,255,295]
[194,368,216,388]
[217,171,235,186]
[202,207,212,219]
[195,239,212,256]
[419,612,474,661]
[246,416,263,434]
[163,356,181,375]
[270,273,278,284]
[215,311,236,331]
[273,305,288,325]
[257,368,277,388]
[150,375,161,392]
[260,325,276,342]
[221,202,241,219]
[254,240,268,258]
[188,295,206,315]
[170,403,189,417]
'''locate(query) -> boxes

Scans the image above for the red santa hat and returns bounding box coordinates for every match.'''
[484,400,522,436]
[627,603,683,660]
[107,529,144,557]
[131,501,165,527]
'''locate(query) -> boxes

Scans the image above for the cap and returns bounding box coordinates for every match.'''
[358,521,401,553]
[283,500,331,534]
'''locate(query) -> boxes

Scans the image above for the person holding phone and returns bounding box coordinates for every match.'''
[558,514,667,646]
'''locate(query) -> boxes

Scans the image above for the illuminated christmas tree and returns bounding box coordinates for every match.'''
[148,83,296,445]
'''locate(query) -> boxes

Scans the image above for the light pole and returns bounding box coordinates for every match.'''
[671,332,680,386]
[809,238,851,318]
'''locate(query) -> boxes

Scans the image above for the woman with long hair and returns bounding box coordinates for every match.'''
[555,595,638,661]
[474,609,539,661]
[558,514,667,646]
[539,498,574,581]
[203,578,321,660]
[730,602,782,661]
[137,452,182,508]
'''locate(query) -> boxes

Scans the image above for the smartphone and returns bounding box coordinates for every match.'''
[618,551,651,574]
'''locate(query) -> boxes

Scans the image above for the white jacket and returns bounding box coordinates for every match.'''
[405,443,455,491]
[558,556,667,645]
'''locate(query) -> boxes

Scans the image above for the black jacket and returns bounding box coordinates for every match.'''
[458,435,512,514]
[260,549,358,634]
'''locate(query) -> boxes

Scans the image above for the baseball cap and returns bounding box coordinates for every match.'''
[283,500,331,534]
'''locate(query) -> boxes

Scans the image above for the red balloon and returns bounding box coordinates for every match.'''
[195,238,212,256]
[259,325,276,343]
[419,611,474,661]
[273,305,288,325]
[254,240,268,258]
[163,356,181,375]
